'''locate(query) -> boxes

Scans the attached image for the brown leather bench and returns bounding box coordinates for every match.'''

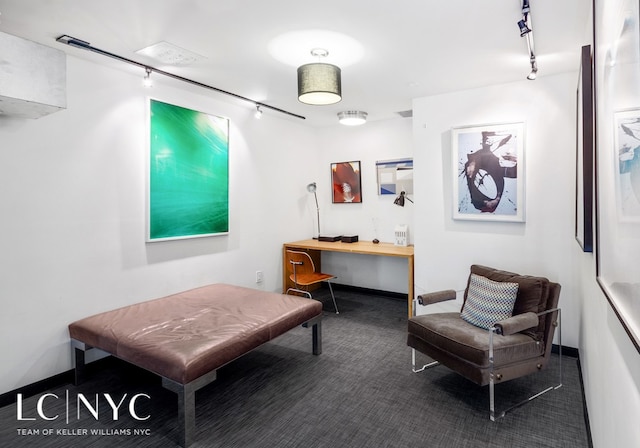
[68,283,323,447]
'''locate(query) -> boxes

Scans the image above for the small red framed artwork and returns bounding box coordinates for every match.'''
[331,161,362,203]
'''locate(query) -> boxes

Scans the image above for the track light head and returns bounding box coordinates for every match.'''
[517,20,531,36]
[143,67,153,88]
[517,1,537,80]
[527,57,538,80]
[254,104,263,119]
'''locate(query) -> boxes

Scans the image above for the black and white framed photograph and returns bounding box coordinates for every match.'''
[452,122,525,222]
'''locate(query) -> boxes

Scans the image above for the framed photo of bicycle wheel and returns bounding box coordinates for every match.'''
[452,122,525,222]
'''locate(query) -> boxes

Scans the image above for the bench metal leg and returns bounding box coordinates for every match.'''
[312,319,322,355]
[71,339,90,385]
[303,316,322,355]
[162,369,218,448]
[162,379,195,447]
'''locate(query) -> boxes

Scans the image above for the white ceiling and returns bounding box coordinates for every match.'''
[0,0,591,126]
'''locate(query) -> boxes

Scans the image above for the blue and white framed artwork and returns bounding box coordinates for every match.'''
[376,158,413,195]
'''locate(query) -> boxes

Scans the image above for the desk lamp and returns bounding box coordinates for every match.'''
[307,182,321,239]
[394,191,414,206]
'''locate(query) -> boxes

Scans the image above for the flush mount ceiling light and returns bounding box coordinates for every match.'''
[338,110,367,126]
[297,48,342,105]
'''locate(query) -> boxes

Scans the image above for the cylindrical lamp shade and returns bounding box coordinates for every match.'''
[297,63,342,105]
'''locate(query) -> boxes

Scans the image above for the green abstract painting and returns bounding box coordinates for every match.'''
[148,99,229,241]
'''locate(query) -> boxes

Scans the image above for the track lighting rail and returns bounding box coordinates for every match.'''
[56,35,306,120]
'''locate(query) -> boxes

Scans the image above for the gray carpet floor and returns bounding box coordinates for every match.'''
[0,288,590,447]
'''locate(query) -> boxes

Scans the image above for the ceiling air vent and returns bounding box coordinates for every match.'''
[396,110,413,118]
[135,41,205,66]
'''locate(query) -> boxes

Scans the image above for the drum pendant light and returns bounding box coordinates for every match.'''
[297,48,342,105]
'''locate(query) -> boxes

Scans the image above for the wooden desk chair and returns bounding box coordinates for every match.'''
[285,249,339,314]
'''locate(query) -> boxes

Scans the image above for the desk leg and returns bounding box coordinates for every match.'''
[282,245,289,294]
[408,255,414,318]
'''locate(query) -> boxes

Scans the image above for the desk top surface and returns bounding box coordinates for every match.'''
[284,239,414,257]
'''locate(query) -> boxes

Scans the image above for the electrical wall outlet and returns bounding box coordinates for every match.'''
[255,270,264,283]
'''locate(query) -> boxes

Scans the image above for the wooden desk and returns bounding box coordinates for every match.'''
[282,239,415,317]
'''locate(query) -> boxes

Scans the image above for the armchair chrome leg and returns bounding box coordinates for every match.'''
[489,308,563,421]
[491,384,556,422]
[489,373,504,421]
[411,348,439,373]
[556,308,563,391]
[489,329,498,421]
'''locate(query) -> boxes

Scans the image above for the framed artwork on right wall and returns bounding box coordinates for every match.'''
[613,109,640,221]
[575,44,594,252]
[594,0,640,353]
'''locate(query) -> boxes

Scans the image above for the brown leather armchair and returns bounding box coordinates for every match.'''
[407,265,562,420]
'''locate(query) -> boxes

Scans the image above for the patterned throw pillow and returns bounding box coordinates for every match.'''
[461,273,519,330]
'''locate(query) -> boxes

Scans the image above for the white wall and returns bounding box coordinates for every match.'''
[412,66,640,447]
[0,51,414,394]
[577,1,640,447]
[577,258,640,448]
[412,72,580,348]
[315,119,414,294]
[0,55,318,394]
[4,20,640,447]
